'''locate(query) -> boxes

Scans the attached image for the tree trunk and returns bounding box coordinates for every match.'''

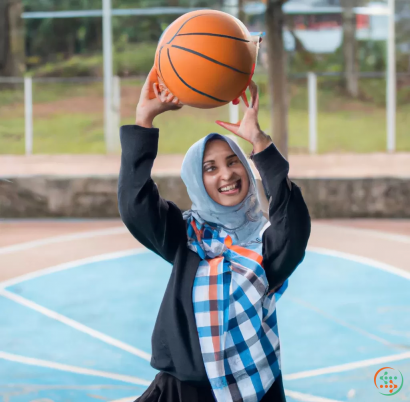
[286,14,315,67]
[238,0,246,23]
[265,0,288,158]
[0,0,25,77]
[341,0,359,98]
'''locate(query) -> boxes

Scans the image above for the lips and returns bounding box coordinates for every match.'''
[218,179,241,193]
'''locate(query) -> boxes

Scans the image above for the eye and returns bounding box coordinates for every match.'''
[228,159,239,166]
[204,165,216,173]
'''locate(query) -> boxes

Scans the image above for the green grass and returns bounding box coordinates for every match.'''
[0,114,105,154]
[1,78,409,155]
[30,43,157,78]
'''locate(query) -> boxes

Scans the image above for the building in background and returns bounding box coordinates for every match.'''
[246,0,388,55]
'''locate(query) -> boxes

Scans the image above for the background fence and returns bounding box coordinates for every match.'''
[1,71,409,155]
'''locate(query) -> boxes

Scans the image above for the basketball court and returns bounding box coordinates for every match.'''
[1,219,409,402]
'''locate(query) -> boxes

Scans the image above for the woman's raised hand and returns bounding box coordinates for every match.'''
[136,66,183,128]
[215,81,272,153]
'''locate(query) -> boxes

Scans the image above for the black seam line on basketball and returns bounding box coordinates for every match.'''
[167,13,213,44]
[167,48,227,103]
[177,33,250,43]
[171,45,250,75]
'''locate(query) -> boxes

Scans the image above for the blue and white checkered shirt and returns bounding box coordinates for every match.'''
[188,218,288,402]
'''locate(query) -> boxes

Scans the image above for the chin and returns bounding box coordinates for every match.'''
[218,194,247,207]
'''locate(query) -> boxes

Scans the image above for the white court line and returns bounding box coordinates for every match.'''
[1,234,408,387]
[283,247,410,381]
[307,246,410,281]
[108,389,344,402]
[315,222,410,245]
[0,248,152,363]
[0,226,128,255]
[0,351,151,386]
[284,390,343,402]
[0,248,148,289]
[0,288,151,362]
[284,351,410,381]
[286,295,400,349]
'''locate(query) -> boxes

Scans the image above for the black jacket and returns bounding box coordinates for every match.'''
[118,125,311,386]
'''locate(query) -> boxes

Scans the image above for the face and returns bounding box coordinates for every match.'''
[202,140,250,207]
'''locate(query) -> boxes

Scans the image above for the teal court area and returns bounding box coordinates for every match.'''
[0,248,409,402]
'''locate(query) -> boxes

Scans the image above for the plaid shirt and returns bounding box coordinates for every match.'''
[188,218,288,402]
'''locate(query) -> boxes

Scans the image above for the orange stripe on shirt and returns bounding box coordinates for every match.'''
[191,220,203,241]
[228,245,263,266]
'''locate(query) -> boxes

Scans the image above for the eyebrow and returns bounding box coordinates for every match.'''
[203,154,237,165]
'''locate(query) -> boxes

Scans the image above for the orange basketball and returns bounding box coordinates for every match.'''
[155,10,258,109]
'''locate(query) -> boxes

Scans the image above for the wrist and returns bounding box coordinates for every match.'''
[135,112,154,129]
[252,132,272,154]
[135,119,154,129]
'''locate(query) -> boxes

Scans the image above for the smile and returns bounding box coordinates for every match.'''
[218,180,241,194]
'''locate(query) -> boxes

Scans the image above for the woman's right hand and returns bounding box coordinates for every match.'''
[136,66,183,128]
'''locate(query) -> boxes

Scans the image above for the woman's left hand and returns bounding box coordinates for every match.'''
[215,80,272,153]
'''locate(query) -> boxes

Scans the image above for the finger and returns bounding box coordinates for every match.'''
[171,95,184,106]
[215,120,240,135]
[140,70,151,96]
[166,92,174,103]
[254,87,259,111]
[147,65,157,82]
[153,82,161,102]
[145,66,158,99]
[241,91,249,108]
[249,80,259,110]
[157,74,165,86]
[160,89,169,103]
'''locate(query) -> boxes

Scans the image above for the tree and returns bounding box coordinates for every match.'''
[238,0,246,24]
[341,0,359,98]
[396,0,410,72]
[0,0,25,77]
[265,0,288,158]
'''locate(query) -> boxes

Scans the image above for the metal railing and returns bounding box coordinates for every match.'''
[0,72,405,155]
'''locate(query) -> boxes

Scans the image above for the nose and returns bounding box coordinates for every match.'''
[219,165,234,182]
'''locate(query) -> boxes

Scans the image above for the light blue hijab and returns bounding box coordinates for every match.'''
[181,133,268,246]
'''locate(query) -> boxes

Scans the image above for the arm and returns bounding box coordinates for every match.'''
[118,65,186,263]
[252,144,311,292]
[216,80,310,292]
[118,125,187,264]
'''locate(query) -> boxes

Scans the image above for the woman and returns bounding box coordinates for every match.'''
[118,66,311,402]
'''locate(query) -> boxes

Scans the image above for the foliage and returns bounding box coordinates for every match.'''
[23,0,221,69]
[31,43,157,77]
[1,78,410,155]
[288,40,387,75]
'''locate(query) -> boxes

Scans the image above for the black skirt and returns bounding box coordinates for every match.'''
[135,371,286,402]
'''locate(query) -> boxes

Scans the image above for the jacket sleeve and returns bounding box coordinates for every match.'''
[252,144,311,292]
[117,125,187,264]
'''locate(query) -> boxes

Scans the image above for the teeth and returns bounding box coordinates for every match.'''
[220,181,239,192]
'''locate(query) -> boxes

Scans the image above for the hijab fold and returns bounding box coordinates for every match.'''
[181,133,268,246]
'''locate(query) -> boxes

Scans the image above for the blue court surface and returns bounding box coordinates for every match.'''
[0,249,409,402]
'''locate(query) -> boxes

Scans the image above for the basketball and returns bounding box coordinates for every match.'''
[155,10,258,109]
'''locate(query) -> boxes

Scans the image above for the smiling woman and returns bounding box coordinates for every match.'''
[202,139,250,207]
[117,67,311,402]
